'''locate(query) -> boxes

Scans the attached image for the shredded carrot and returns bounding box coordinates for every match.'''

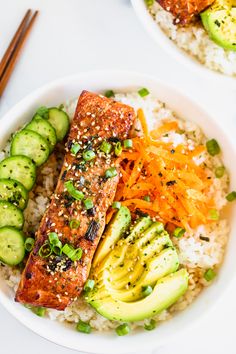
[113,110,215,232]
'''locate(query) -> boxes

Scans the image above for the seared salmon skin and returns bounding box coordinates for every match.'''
[156,0,214,24]
[15,91,135,310]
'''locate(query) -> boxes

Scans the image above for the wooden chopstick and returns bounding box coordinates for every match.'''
[0,10,39,98]
[0,9,32,79]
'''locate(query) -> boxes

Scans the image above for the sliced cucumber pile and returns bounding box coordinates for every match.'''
[0,105,70,266]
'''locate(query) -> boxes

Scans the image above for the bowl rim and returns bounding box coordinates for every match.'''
[131,0,236,88]
[0,69,235,353]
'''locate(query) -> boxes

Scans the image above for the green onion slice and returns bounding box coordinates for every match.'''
[104,90,114,98]
[116,323,130,336]
[123,139,133,149]
[84,279,95,292]
[82,150,96,161]
[71,143,81,155]
[173,227,185,238]
[70,248,83,261]
[209,209,219,220]
[144,0,154,7]
[105,167,117,179]
[215,166,225,178]
[206,139,220,156]
[142,285,153,297]
[83,198,94,210]
[62,244,75,258]
[204,268,216,281]
[143,195,150,202]
[32,306,46,317]
[226,191,236,202]
[69,219,81,229]
[100,141,112,154]
[112,201,121,209]
[39,242,52,258]
[48,232,59,245]
[65,180,84,200]
[115,141,122,156]
[24,237,35,252]
[144,319,156,331]
[76,320,91,334]
[138,87,150,97]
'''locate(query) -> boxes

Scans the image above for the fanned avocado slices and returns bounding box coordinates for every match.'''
[86,211,188,322]
[201,0,236,51]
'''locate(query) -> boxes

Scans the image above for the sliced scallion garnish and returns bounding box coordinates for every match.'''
[71,143,81,155]
[82,150,96,161]
[123,139,133,149]
[39,241,52,258]
[83,198,94,210]
[142,285,153,297]
[64,180,84,200]
[84,279,95,292]
[69,219,81,229]
[138,87,150,97]
[144,319,156,331]
[143,195,150,202]
[173,227,185,238]
[104,90,114,98]
[24,237,35,252]
[100,141,112,154]
[206,139,220,156]
[204,268,216,281]
[114,141,122,156]
[226,191,236,202]
[76,320,91,334]
[115,323,130,336]
[105,167,117,179]
[215,166,225,178]
[112,201,121,209]
[209,209,219,220]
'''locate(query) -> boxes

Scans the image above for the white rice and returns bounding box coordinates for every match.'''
[148,2,236,77]
[0,92,230,332]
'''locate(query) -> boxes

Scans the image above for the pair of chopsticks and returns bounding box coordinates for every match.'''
[0,9,39,98]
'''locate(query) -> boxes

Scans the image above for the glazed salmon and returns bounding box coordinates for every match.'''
[156,0,214,24]
[15,91,135,310]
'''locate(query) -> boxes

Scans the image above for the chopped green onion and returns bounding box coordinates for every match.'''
[71,143,81,155]
[143,195,150,202]
[209,209,219,220]
[39,242,52,258]
[138,87,150,97]
[24,237,35,252]
[58,103,64,110]
[69,219,81,229]
[226,191,236,202]
[36,106,49,119]
[62,244,75,258]
[76,320,91,334]
[116,323,130,336]
[104,90,115,98]
[173,227,185,238]
[112,201,121,209]
[51,244,62,256]
[83,198,94,210]
[65,180,84,200]
[123,139,133,149]
[115,141,122,156]
[204,268,216,281]
[32,306,46,317]
[82,150,96,161]
[71,247,83,261]
[105,167,117,179]
[84,279,95,292]
[215,166,225,178]
[100,141,112,154]
[144,0,154,6]
[206,139,220,156]
[144,319,156,331]
[48,232,59,245]
[142,285,153,297]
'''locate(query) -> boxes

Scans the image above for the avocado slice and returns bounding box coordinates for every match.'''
[87,269,188,322]
[201,0,236,51]
[87,215,188,322]
[93,206,131,267]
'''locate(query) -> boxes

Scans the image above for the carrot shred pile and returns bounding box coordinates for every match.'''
[113,108,215,231]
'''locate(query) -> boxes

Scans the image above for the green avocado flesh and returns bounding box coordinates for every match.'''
[87,214,188,322]
[201,1,236,51]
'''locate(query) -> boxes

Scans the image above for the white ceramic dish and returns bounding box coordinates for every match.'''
[131,0,236,89]
[0,71,235,354]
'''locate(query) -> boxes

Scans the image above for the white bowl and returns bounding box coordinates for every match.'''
[0,71,235,353]
[131,0,236,88]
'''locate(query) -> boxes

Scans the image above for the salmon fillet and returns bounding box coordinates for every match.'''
[156,0,214,24]
[15,91,135,310]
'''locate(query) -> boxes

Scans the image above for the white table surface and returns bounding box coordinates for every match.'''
[0,0,236,353]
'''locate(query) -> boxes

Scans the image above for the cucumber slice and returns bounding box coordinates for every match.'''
[0,201,24,229]
[0,179,28,210]
[11,129,50,166]
[0,227,25,265]
[0,155,36,191]
[47,108,70,141]
[26,114,57,153]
